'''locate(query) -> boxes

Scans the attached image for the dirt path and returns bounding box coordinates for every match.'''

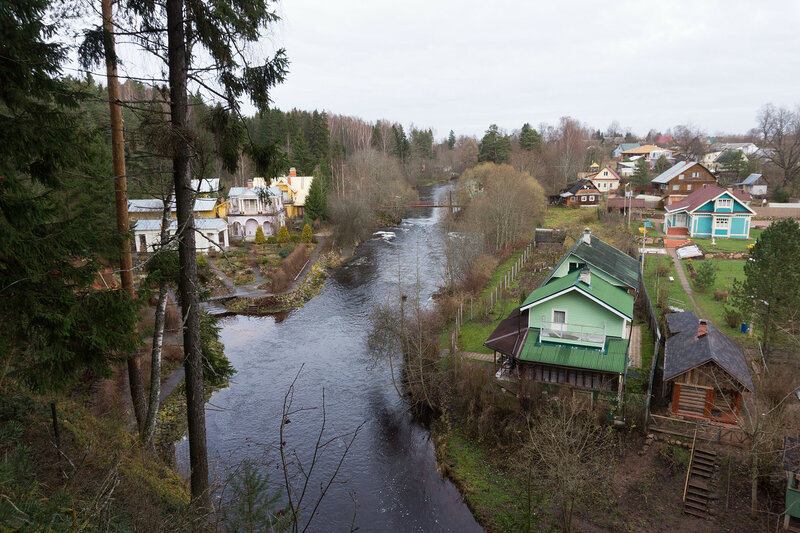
[667,247,699,310]
[629,325,642,367]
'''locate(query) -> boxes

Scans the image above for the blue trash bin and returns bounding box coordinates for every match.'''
[740,323,749,333]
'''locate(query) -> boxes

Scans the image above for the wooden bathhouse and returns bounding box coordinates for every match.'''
[663,311,754,424]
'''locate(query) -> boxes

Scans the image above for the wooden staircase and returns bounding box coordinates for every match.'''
[683,424,717,519]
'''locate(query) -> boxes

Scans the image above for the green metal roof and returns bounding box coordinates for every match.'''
[519,329,629,374]
[521,268,634,319]
[546,234,640,290]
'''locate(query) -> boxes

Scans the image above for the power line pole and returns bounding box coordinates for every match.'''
[102,0,147,431]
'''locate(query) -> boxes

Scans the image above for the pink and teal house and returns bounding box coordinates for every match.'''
[663,185,755,239]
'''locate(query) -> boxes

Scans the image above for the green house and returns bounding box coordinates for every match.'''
[485,228,638,400]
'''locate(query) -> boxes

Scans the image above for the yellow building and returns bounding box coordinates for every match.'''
[274,168,314,219]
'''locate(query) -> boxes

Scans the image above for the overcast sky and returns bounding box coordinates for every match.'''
[256,0,799,140]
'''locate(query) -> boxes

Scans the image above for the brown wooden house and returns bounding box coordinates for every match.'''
[663,312,754,425]
[650,161,717,207]
[560,179,601,208]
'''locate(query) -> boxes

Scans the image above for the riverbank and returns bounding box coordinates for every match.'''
[223,250,341,315]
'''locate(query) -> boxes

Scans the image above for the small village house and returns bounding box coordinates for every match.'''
[226,178,286,239]
[620,144,674,166]
[131,218,228,254]
[710,142,760,157]
[650,161,717,206]
[589,165,622,193]
[560,179,601,208]
[613,142,640,159]
[485,229,638,406]
[662,311,754,425]
[734,173,768,198]
[663,185,754,239]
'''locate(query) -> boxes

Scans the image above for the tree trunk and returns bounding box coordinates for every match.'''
[102,0,147,432]
[142,191,173,446]
[167,0,209,507]
[142,279,167,446]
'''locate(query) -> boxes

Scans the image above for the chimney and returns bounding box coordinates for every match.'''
[579,266,591,286]
[582,227,591,245]
[697,319,708,338]
[289,167,297,177]
[247,178,253,188]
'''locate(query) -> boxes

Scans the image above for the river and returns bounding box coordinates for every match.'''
[176,183,482,532]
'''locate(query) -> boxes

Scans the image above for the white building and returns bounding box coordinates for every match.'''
[226,180,286,239]
[132,218,228,254]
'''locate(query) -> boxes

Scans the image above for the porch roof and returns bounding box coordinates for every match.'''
[519,329,629,374]
[484,307,528,357]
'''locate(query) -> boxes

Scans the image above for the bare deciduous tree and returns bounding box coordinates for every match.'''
[755,104,800,191]
[525,397,617,533]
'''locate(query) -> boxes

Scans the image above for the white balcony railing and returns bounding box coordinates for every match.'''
[539,317,606,349]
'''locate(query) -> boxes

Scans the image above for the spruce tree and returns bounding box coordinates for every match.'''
[447,130,456,150]
[291,128,313,174]
[519,123,542,151]
[479,124,512,164]
[0,0,140,393]
[304,176,326,222]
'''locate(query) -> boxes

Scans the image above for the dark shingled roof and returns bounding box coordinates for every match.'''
[484,307,528,357]
[546,232,639,290]
[663,312,754,392]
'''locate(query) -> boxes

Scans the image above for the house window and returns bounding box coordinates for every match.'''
[673,184,679,190]
[717,198,732,209]
[552,309,567,324]
[678,174,684,180]
[687,184,692,191]
[589,195,595,201]
[692,171,699,177]
[715,217,730,230]
[568,261,583,271]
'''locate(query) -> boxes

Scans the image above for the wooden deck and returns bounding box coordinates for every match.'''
[649,413,746,446]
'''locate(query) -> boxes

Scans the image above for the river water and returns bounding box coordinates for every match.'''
[176,183,482,532]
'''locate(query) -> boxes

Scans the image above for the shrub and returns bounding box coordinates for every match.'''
[278,246,294,259]
[724,307,741,329]
[290,234,301,243]
[254,226,267,245]
[267,235,278,245]
[657,285,669,310]
[301,223,313,243]
[655,257,671,279]
[269,268,289,292]
[694,260,718,291]
[196,253,208,269]
[281,244,309,279]
[277,225,290,244]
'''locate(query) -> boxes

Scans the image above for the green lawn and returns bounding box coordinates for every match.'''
[542,206,597,228]
[641,255,693,319]
[458,249,527,354]
[681,258,751,340]
[692,229,762,253]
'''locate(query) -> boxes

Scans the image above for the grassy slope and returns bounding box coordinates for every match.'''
[439,427,545,532]
[0,385,190,531]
